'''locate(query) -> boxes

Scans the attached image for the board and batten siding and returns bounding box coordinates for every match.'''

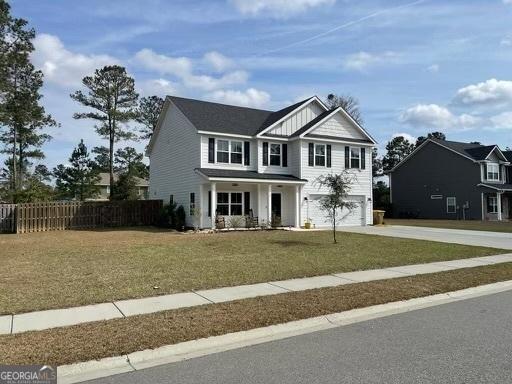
[266,102,324,136]
[299,140,373,226]
[149,102,201,226]
[200,135,258,171]
[308,113,367,140]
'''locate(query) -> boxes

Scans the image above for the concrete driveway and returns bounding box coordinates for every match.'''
[337,225,512,250]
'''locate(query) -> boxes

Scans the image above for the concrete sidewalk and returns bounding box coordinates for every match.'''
[2,253,512,335]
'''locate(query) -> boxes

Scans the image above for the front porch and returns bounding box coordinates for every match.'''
[195,169,307,229]
[480,185,512,221]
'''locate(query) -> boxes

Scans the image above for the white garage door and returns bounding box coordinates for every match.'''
[308,195,365,227]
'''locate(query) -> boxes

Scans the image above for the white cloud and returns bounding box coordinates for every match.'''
[490,111,512,130]
[138,78,179,97]
[427,64,439,73]
[134,48,192,78]
[392,132,416,144]
[500,35,512,46]
[503,0,512,4]
[453,79,512,107]
[342,51,398,72]
[32,34,119,87]
[134,48,248,91]
[207,88,271,108]
[204,51,234,72]
[399,104,481,131]
[229,0,335,17]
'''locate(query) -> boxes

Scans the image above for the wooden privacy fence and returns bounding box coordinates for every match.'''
[5,200,162,234]
[0,204,16,233]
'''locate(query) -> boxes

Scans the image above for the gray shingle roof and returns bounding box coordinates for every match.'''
[195,168,307,182]
[430,139,497,161]
[169,96,312,136]
[503,151,512,162]
[97,172,148,186]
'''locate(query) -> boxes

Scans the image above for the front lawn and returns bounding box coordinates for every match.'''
[0,228,505,314]
[385,218,512,233]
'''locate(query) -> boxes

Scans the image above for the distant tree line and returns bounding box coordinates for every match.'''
[0,0,164,203]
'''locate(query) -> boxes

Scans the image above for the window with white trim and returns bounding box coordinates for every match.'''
[270,143,281,166]
[446,197,456,213]
[315,144,326,166]
[487,196,498,214]
[487,163,499,181]
[216,140,243,164]
[350,147,361,169]
[216,192,243,216]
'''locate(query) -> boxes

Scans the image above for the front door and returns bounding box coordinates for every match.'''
[271,193,282,219]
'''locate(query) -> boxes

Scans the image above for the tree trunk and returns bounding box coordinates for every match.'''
[11,127,17,195]
[109,134,114,200]
[18,140,23,190]
[332,207,337,244]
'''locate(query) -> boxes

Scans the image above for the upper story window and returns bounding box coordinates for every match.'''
[350,147,361,168]
[315,144,326,166]
[487,163,499,181]
[217,139,243,164]
[270,144,281,166]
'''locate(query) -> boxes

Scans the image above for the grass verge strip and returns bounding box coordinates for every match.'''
[3,262,512,366]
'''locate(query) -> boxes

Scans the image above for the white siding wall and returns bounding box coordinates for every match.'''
[257,139,295,175]
[267,102,324,136]
[149,102,201,227]
[309,113,367,140]
[200,135,257,171]
[299,140,373,226]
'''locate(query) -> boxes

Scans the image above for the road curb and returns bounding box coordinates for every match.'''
[58,280,512,384]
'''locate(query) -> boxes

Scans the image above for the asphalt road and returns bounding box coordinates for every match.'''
[86,291,512,384]
[338,225,512,249]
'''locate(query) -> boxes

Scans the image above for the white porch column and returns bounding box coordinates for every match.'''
[267,184,272,224]
[211,182,217,229]
[497,192,502,221]
[295,185,301,228]
[199,184,204,229]
[257,184,261,219]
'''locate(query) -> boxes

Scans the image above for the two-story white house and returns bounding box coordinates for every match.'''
[147,95,376,228]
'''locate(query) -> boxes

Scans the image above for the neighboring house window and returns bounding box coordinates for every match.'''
[350,147,361,169]
[487,163,499,181]
[216,139,243,164]
[190,192,195,215]
[446,197,456,213]
[487,196,498,214]
[270,144,281,166]
[216,192,243,215]
[217,140,229,163]
[315,144,326,166]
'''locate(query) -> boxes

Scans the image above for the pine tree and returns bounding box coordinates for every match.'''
[0,1,56,201]
[136,95,164,140]
[70,65,138,199]
[53,140,100,201]
[114,146,148,178]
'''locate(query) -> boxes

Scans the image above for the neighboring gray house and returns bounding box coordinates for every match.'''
[147,95,376,228]
[389,138,512,221]
[91,173,149,200]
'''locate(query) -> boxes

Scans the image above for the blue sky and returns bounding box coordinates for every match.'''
[7,0,512,170]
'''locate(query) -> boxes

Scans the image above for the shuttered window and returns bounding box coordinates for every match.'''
[326,145,331,168]
[345,146,350,168]
[244,142,250,165]
[308,143,314,166]
[282,144,288,167]
[263,142,269,166]
[361,148,366,169]
[208,138,215,163]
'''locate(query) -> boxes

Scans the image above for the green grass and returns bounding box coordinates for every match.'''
[0,228,506,314]
[386,218,512,233]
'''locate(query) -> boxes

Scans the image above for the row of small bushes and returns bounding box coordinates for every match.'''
[157,202,187,230]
